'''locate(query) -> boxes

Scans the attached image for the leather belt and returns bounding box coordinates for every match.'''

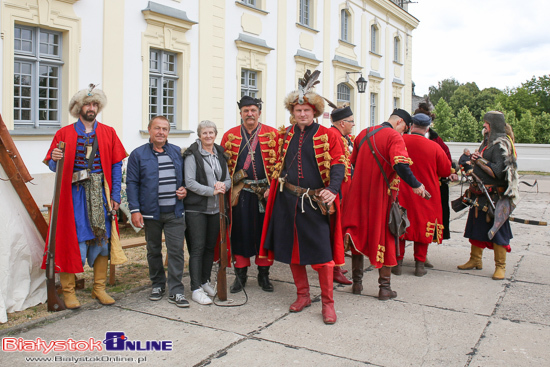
[469,184,506,196]
[283,182,323,197]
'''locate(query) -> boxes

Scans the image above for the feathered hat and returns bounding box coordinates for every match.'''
[284,70,325,118]
[68,84,107,118]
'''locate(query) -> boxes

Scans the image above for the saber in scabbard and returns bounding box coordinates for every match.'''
[46,141,66,312]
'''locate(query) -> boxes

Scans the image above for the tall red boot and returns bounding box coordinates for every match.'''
[289,264,311,312]
[317,265,337,324]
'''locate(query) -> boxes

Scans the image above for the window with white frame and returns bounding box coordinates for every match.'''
[370,93,377,126]
[299,0,311,27]
[340,9,349,42]
[241,69,259,98]
[149,49,178,127]
[370,24,378,53]
[337,83,351,105]
[13,25,63,129]
[242,0,256,6]
[394,37,400,62]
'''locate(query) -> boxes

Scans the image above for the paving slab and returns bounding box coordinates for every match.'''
[494,281,550,326]
[514,253,550,285]
[256,293,488,367]
[471,318,550,367]
[205,337,362,366]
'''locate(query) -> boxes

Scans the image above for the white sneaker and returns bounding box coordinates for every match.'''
[192,288,212,305]
[201,281,216,297]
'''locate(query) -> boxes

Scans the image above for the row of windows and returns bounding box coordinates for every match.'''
[13,25,400,129]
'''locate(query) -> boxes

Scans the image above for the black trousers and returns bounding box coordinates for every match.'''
[185,212,220,291]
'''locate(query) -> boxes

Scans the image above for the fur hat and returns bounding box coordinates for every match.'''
[284,70,325,118]
[68,84,107,118]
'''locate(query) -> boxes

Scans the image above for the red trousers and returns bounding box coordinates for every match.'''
[398,239,429,262]
[234,254,272,268]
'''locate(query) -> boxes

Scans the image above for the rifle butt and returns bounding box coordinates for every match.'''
[47,278,66,312]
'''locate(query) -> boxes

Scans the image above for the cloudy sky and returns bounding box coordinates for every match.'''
[409,0,550,97]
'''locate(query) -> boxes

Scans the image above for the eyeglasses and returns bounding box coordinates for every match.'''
[342,119,355,124]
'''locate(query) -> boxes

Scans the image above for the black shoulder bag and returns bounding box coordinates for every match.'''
[364,127,409,250]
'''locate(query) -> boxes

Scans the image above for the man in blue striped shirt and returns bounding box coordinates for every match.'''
[126,116,189,308]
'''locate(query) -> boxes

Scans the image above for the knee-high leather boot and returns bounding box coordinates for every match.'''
[289,264,311,312]
[318,265,337,324]
[60,273,80,309]
[492,244,507,280]
[378,266,397,301]
[351,254,364,294]
[457,245,484,270]
[91,255,115,305]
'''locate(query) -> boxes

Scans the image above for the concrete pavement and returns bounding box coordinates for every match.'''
[1,175,549,366]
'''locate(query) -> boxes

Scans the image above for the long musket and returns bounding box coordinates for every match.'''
[216,193,228,301]
[45,142,66,312]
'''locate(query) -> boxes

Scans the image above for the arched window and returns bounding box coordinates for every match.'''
[370,24,378,53]
[394,36,400,62]
[340,9,349,42]
[337,83,351,105]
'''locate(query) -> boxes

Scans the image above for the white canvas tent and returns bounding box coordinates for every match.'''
[0,164,46,323]
[0,114,47,323]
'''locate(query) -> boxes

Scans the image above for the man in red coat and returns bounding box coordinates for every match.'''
[328,105,355,285]
[342,109,426,300]
[43,86,127,309]
[221,96,278,293]
[261,71,345,324]
[394,113,451,277]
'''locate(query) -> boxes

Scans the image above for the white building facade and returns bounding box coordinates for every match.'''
[0,0,418,204]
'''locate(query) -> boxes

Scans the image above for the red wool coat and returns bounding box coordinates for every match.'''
[41,122,127,273]
[400,134,452,244]
[342,125,411,268]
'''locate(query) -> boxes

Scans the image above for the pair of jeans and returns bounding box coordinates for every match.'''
[144,212,186,296]
[185,212,219,291]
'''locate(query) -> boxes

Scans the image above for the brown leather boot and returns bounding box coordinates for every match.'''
[91,255,115,305]
[424,258,434,268]
[458,245,484,270]
[415,261,427,277]
[351,255,364,294]
[492,244,507,280]
[318,265,337,324]
[289,264,311,312]
[391,259,403,275]
[333,266,352,285]
[378,266,397,301]
[60,273,80,309]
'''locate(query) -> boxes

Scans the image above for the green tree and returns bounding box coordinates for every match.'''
[522,75,550,114]
[449,82,481,118]
[428,78,461,105]
[432,98,455,141]
[476,88,504,117]
[495,87,538,120]
[453,106,479,142]
[514,110,536,143]
[534,112,550,144]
